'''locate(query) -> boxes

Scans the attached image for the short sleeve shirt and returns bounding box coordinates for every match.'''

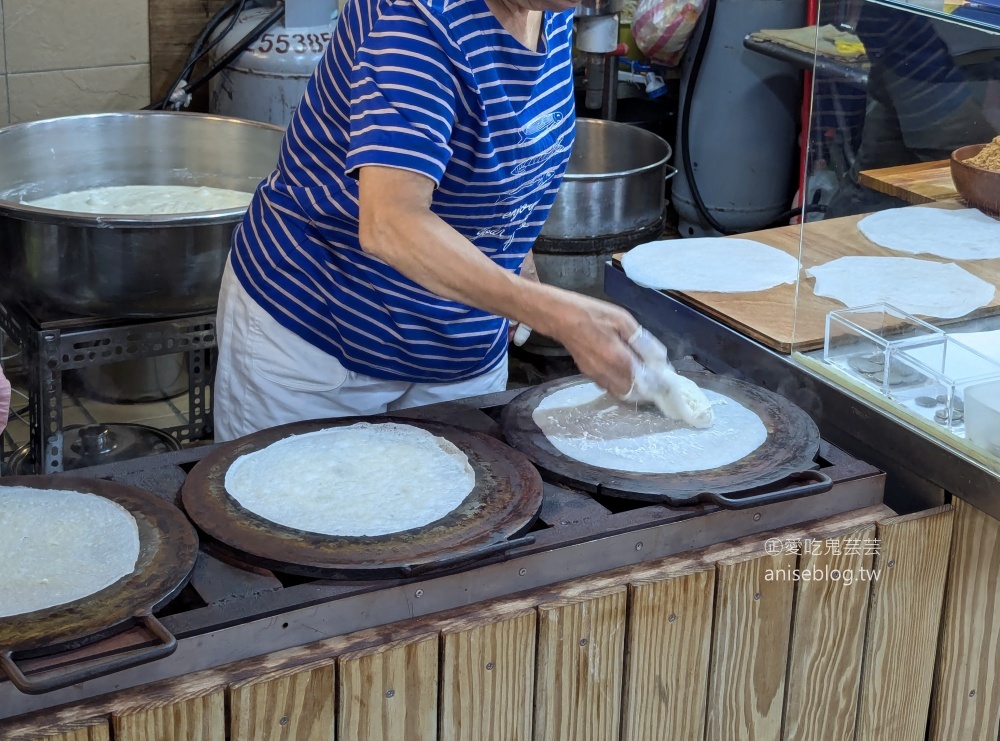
[230,0,576,382]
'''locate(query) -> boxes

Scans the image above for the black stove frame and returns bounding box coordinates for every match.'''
[0,385,885,718]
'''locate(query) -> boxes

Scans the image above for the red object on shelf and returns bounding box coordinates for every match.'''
[800,0,818,208]
[789,3,818,226]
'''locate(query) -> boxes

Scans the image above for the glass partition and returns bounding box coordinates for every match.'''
[790,0,1000,471]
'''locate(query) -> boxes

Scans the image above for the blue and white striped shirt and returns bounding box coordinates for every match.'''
[230,0,576,382]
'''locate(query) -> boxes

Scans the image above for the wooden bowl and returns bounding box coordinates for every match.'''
[951,144,1000,219]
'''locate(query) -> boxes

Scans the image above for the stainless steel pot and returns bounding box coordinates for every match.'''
[7,423,181,475]
[0,112,284,318]
[528,119,674,356]
[539,118,674,241]
[77,354,188,403]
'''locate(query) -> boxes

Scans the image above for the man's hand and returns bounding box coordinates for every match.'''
[541,292,638,397]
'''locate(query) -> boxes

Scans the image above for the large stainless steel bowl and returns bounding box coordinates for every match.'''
[0,112,284,317]
[539,118,674,241]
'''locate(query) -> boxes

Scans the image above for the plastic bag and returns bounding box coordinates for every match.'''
[631,0,706,67]
[0,365,9,437]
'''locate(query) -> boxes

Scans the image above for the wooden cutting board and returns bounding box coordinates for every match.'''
[858,161,958,204]
[619,201,1000,354]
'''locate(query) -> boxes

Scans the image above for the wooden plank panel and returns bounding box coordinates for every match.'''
[706,551,797,741]
[534,588,627,741]
[859,161,957,204]
[856,506,954,741]
[26,723,109,741]
[619,199,1000,354]
[783,526,876,741]
[929,498,1000,741]
[440,609,536,741]
[230,664,335,741]
[0,506,893,741]
[338,634,438,741]
[148,0,229,108]
[622,567,715,741]
[113,691,225,741]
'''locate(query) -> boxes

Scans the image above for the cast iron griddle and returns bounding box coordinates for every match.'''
[501,373,831,507]
[0,476,199,694]
[180,417,543,579]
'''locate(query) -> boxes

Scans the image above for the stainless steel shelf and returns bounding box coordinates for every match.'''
[0,303,216,474]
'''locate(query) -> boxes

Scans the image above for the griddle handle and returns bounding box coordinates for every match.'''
[400,534,537,577]
[0,613,176,695]
[698,470,833,510]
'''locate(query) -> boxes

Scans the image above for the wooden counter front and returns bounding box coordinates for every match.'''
[4,503,963,741]
[13,497,1000,741]
[644,202,1000,353]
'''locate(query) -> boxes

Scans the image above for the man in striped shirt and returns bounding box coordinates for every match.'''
[824,3,997,218]
[213,0,658,440]
[853,3,996,170]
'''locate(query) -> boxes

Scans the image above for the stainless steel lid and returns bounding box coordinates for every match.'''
[9,424,181,474]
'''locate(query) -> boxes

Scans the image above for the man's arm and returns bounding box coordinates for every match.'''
[521,249,539,283]
[509,250,539,343]
[357,165,637,396]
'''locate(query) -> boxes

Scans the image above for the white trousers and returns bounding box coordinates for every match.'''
[213,258,508,442]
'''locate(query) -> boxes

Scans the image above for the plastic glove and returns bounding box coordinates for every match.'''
[620,328,714,428]
[620,327,671,401]
[510,322,533,347]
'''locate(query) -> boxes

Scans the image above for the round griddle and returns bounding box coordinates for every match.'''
[501,374,831,508]
[0,476,199,694]
[181,417,543,579]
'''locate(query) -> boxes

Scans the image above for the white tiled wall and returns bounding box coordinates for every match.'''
[0,0,151,125]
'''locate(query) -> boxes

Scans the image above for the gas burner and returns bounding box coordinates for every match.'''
[0,379,883,715]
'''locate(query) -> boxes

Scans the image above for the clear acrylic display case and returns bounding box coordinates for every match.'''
[823,303,945,393]
[888,330,1000,433]
[790,0,1000,467]
[822,303,1000,435]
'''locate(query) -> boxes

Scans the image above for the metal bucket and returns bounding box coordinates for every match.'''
[77,354,189,404]
[0,112,284,318]
[528,119,674,354]
[539,118,674,243]
[535,118,673,300]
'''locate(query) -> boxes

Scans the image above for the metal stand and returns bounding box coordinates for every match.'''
[0,302,216,474]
